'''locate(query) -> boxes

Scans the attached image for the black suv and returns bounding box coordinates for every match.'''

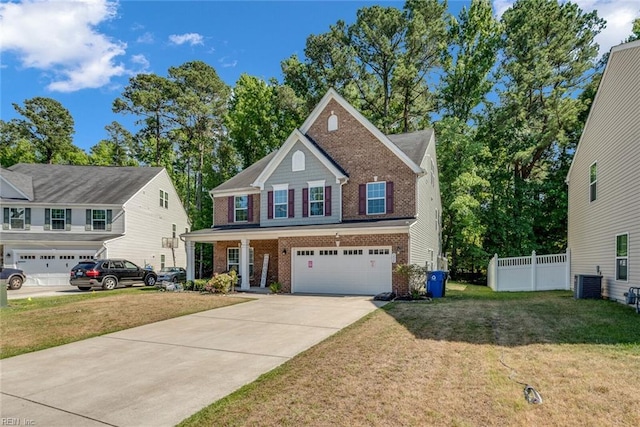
[69,259,157,291]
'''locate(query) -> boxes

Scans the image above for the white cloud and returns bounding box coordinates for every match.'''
[168,33,204,46]
[131,54,150,71]
[0,0,128,92]
[218,56,237,68]
[136,32,154,44]
[493,0,639,56]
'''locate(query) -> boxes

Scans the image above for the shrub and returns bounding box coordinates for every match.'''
[269,281,282,294]
[395,263,427,298]
[205,271,237,294]
[184,279,207,292]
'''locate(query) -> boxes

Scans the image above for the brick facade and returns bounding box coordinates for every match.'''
[213,194,261,227]
[306,99,416,220]
[277,233,410,295]
[213,239,278,286]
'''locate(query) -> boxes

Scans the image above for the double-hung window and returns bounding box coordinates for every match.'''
[10,208,25,229]
[616,233,628,281]
[367,182,386,215]
[227,247,254,276]
[51,208,66,230]
[235,196,248,222]
[309,186,324,217]
[274,189,288,219]
[160,189,168,209]
[92,210,107,230]
[589,162,597,202]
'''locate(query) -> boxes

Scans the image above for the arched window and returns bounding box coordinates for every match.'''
[292,150,305,171]
[328,111,338,131]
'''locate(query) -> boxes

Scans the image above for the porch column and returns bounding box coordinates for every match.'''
[186,240,195,281]
[240,238,250,290]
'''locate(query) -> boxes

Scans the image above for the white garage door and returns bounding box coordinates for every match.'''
[16,251,96,285]
[293,247,392,295]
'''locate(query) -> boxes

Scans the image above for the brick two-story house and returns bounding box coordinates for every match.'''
[0,164,189,285]
[183,89,443,295]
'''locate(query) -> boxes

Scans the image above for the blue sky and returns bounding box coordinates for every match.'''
[1,0,638,152]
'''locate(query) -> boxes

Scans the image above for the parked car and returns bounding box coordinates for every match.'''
[69,259,157,291]
[157,267,187,283]
[2,267,26,290]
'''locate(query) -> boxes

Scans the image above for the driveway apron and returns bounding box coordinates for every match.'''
[0,294,385,426]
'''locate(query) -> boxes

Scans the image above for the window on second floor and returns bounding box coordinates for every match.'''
[49,208,68,230]
[3,207,31,230]
[590,162,597,202]
[274,189,288,219]
[235,196,248,222]
[85,209,112,231]
[309,186,325,217]
[367,182,386,215]
[160,189,169,209]
[172,223,177,238]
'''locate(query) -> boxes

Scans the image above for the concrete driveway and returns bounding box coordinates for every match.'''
[0,294,385,426]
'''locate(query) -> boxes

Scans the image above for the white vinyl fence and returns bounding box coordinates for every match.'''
[488,250,570,292]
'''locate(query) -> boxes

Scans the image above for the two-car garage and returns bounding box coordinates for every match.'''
[292,246,393,295]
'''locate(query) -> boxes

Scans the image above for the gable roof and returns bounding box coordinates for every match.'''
[210,151,277,196]
[250,129,349,190]
[387,129,433,166]
[566,39,640,183]
[300,88,424,174]
[5,163,164,205]
[0,168,34,200]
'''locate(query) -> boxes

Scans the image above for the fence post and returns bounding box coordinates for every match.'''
[531,250,537,291]
[565,247,571,290]
[493,253,499,291]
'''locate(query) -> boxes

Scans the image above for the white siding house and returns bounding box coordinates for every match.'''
[0,164,189,285]
[566,40,640,303]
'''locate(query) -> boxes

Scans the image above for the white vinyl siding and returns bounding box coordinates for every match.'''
[567,42,640,302]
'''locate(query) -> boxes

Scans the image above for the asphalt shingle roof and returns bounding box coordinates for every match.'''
[5,164,164,204]
[387,129,433,166]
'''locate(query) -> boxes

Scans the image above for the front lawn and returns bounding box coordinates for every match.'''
[0,288,249,359]
[180,284,640,427]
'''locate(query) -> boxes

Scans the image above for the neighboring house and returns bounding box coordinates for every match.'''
[183,89,443,295]
[0,164,189,285]
[566,39,640,303]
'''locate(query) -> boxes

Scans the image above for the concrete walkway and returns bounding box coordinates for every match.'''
[0,294,385,426]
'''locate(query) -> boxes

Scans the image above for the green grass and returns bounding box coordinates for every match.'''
[179,283,640,427]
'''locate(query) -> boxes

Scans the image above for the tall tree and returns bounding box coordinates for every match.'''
[0,119,37,167]
[226,74,304,168]
[482,0,604,256]
[89,122,138,166]
[11,97,77,164]
[113,74,178,166]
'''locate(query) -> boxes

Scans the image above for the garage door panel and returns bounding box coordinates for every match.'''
[293,247,391,295]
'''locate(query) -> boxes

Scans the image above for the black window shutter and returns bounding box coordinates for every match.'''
[86,209,92,231]
[66,209,72,230]
[302,188,309,217]
[3,207,9,230]
[44,208,50,230]
[106,210,112,231]
[358,184,366,215]
[247,195,254,222]
[267,191,274,219]
[288,189,295,218]
[386,182,394,214]
[325,186,332,216]
[25,208,31,230]
[228,196,235,223]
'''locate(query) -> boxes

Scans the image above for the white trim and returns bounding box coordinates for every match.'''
[273,185,289,219]
[183,223,413,243]
[307,180,325,188]
[308,184,325,217]
[210,187,260,197]
[251,129,348,190]
[292,150,305,171]
[589,160,597,203]
[300,88,422,174]
[272,183,289,191]
[0,175,32,201]
[234,195,249,223]
[615,232,629,282]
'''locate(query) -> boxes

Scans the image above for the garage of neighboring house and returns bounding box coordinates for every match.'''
[292,246,393,295]
[14,250,97,285]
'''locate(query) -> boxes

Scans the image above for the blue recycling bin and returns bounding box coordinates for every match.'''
[427,270,446,298]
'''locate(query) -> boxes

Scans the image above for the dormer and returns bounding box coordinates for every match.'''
[0,168,34,201]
